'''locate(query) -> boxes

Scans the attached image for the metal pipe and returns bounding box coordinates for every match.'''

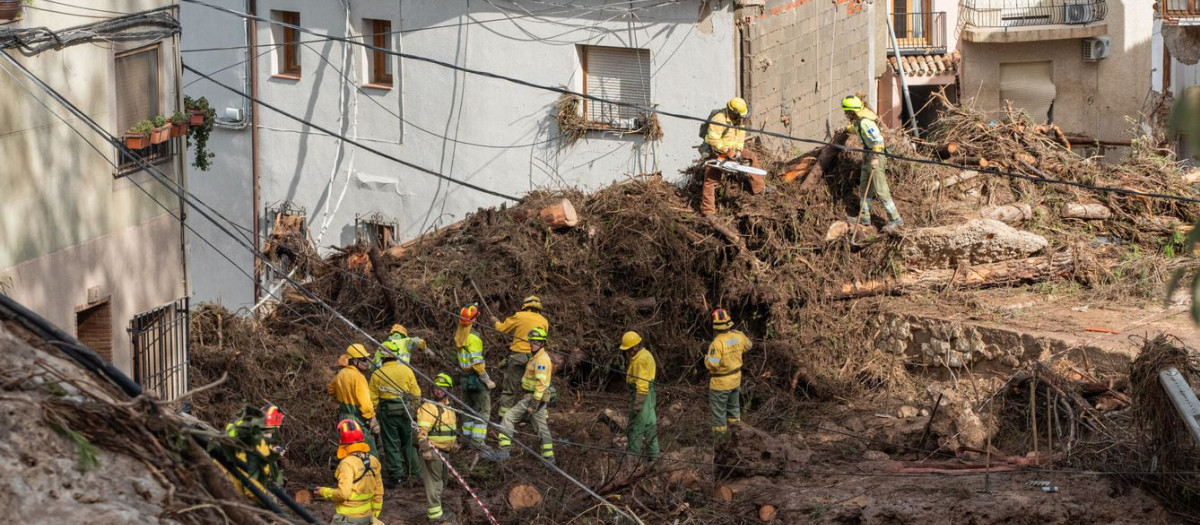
[885,16,919,138]
[248,0,262,304]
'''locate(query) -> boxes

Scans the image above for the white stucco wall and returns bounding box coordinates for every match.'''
[181,0,736,309]
[0,0,188,373]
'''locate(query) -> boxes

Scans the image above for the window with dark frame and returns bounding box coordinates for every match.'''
[366,18,393,87]
[115,45,170,175]
[580,45,652,131]
[274,10,301,77]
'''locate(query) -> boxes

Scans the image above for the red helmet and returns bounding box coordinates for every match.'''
[337,419,365,445]
[711,308,734,330]
[262,404,284,428]
[459,304,479,325]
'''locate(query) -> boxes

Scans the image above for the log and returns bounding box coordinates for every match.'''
[715,485,735,502]
[830,252,1075,299]
[1061,203,1112,220]
[367,247,401,320]
[668,469,702,490]
[937,141,960,158]
[759,504,778,521]
[949,156,989,169]
[538,198,579,228]
[1184,169,1200,184]
[1136,215,1184,233]
[508,484,543,509]
[824,221,875,242]
[980,203,1033,224]
[802,130,849,188]
[293,489,312,505]
[927,170,979,191]
[781,156,817,183]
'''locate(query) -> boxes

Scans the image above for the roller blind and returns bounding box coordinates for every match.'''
[115,47,160,133]
[999,61,1055,123]
[584,46,651,129]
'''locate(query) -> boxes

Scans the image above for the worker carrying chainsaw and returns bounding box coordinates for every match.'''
[706,308,752,441]
[842,95,903,233]
[455,303,495,445]
[699,97,767,217]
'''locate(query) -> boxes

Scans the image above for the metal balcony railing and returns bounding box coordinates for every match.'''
[890,12,947,54]
[1161,0,1200,18]
[962,0,1107,28]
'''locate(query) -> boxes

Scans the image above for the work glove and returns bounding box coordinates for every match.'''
[368,418,381,434]
[421,449,434,461]
[480,372,497,390]
[489,316,500,325]
[869,157,880,169]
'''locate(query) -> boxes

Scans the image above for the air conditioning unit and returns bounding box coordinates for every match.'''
[1063,2,1095,24]
[1083,36,1110,61]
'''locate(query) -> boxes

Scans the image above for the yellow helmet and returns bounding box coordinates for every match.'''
[841,95,865,112]
[390,323,408,337]
[345,343,370,359]
[521,295,543,311]
[727,97,749,119]
[711,308,734,330]
[434,373,454,388]
[619,331,642,351]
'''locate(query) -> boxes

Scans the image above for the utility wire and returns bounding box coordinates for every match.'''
[180,0,1200,206]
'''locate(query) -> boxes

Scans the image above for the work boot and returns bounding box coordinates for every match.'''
[881,217,904,234]
[848,215,870,226]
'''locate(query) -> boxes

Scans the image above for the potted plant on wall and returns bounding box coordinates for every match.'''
[184,95,216,171]
[0,0,30,21]
[169,111,188,138]
[150,115,170,144]
[125,120,153,150]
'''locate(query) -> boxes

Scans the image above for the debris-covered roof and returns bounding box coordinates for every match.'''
[888,51,960,77]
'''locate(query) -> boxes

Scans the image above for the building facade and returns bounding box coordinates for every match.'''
[0,1,190,397]
[958,0,1153,142]
[877,0,961,131]
[182,0,739,308]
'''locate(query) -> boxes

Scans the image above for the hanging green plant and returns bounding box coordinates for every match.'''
[184,95,216,171]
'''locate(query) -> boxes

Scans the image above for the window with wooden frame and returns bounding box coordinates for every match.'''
[365,18,394,88]
[115,45,170,175]
[273,10,301,78]
[579,45,651,131]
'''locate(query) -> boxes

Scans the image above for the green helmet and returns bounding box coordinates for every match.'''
[434,372,454,388]
[527,327,549,344]
[841,95,865,112]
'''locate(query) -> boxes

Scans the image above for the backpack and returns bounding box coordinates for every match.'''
[698,108,723,141]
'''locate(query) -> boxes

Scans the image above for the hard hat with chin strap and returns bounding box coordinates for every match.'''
[262,404,284,428]
[521,295,543,311]
[337,419,365,445]
[841,95,865,113]
[434,373,454,388]
[459,304,479,324]
[727,97,749,119]
[711,308,734,330]
[527,326,549,344]
[390,323,409,337]
[619,331,642,351]
[345,343,370,359]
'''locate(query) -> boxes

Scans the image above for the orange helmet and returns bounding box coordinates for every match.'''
[337,419,365,445]
[459,304,479,325]
[712,308,734,330]
[262,403,284,428]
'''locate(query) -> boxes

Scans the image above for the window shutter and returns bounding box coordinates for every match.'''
[999,61,1055,122]
[584,46,651,128]
[115,48,159,132]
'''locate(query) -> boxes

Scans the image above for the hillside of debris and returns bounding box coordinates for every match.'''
[190,102,1200,523]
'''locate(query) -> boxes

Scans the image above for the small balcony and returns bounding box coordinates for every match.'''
[1160,0,1200,25]
[962,0,1108,43]
[889,12,947,55]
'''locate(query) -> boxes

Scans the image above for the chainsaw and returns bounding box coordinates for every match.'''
[704,156,768,177]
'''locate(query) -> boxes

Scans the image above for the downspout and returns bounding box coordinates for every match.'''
[172,4,189,299]
[867,0,877,107]
[886,15,920,138]
[248,0,262,303]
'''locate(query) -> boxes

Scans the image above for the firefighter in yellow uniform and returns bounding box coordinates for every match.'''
[218,405,282,499]
[705,309,752,441]
[315,419,384,525]
[417,373,459,523]
[491,295,549,418]
[619,331,659,460]
[377,323,429,367]
[497,327,555,464]
[455,304,496,445]
[368,343,422,487]
[700,97,766,217]
[329,344,378,454]
[842,95,903,233]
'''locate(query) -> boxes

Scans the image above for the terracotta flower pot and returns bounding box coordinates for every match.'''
[151,125,171,144]
[170,121,188,138]
[188,109,206,126]
[125,133,151,150]
[0,1,22,21]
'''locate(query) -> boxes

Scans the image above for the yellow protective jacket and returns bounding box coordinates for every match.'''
[521,349,553,400]
[705,330,752,391]
[705,110,746,155]
[455,324,487,376]
[369,359,421,407]
[845,109,885,152]
[494,310,549,354]
[417,401,459,451]
[626,348,656,395]
[328,366,375,419]
[319,442,383,519]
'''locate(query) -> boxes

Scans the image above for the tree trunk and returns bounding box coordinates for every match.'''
[927,170,979,191]
[801,130,849,188]
[830,252,1076,299]
[980,203,1033,224]
[1061,203,1112,220]
[539,198,579,228]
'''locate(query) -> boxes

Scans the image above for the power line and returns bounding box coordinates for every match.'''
[180,0,1200,206]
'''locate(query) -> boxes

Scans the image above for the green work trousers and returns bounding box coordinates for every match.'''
[498,352,531,418]
[498,396,554,460]
[709,388,741,439]
[461,379,492,444]
[626,384,659,460]
[329,515,371,525]
[377,399,420,482]
[337,404,376,455]
[857,152,900,222]
[420,451,448,521]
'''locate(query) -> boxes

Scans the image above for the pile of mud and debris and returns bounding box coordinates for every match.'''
[188,102,1200,523]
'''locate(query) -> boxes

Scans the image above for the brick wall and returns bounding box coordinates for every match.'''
[739,0,890,153]
[76,300,113,362]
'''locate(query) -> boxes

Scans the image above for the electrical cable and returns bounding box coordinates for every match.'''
[180,0,1200,206]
